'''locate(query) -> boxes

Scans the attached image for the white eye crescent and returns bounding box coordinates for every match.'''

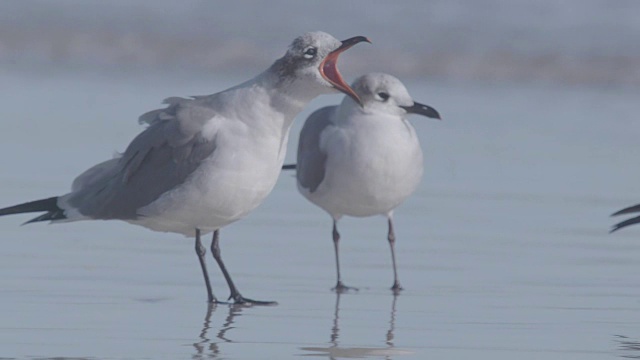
[303,47,317,59]
[377,92,390,101]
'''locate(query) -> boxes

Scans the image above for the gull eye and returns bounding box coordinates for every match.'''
[303,47,317,59]
[377,92,390,101]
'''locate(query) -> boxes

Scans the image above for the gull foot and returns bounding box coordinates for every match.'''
[391,282,404,295]
[230,294,278,306]
[332,281,359,294]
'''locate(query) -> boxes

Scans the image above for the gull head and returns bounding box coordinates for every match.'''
[272,31,370,105]
[350,73,441,120]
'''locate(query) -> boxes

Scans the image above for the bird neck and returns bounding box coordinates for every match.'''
[209,70,317,148]
[248,69,325,129]
[266,69,324,111]
[335,97,366,123]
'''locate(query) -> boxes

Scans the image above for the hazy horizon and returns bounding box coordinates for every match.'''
[1,0,639,86]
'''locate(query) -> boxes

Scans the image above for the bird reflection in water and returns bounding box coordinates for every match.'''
[615,335,640,359]
[192,304,244,359]
[302,294,412,359]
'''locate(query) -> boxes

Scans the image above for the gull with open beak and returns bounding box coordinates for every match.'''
[0,31,370,305]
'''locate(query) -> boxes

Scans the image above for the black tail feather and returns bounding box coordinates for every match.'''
[282,164,296,170]
[0,197,66,224]
[611,215,640,233]
[612,203,640,217]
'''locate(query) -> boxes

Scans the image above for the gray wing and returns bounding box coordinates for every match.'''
[65,96,218,220]
[296,106,336,193]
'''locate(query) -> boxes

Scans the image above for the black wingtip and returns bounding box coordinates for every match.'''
[282,164,297,170]
[21,211,66,225]
[611,203,640,217]
[0,196,66,224]
[610,215,640,233]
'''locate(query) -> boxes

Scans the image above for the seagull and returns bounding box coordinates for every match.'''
[0,31,369,305]
[287,73,441,293]
[611,204,640,232]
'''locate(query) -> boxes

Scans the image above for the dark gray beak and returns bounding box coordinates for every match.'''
[400,102,441,120]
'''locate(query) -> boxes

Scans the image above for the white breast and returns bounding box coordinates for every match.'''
[134,115,288,236]
[309,116,423,218]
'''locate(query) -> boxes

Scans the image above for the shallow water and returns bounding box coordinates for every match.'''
[1,72,640,359]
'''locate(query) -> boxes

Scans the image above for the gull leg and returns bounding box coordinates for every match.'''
[387,218,403,293]
[210,229,277,306]
[331,220,358,293]
[195,228,220,303]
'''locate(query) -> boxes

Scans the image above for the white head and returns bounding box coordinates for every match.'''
[270,31,370,104]
[348,73,441,119]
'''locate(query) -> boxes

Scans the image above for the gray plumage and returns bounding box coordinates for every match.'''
[291,73,442,293]
[296,106,335,193]
[64,96,217,220]
[0,31,370,305]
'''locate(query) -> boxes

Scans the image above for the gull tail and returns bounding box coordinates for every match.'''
[0,197,66,224]
[610,203,640,233]
[282,164,296,170]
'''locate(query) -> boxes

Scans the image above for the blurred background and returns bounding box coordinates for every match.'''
[2,1,640,359]
[1,0,639,86]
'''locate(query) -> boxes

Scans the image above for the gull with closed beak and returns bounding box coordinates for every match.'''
[286,73,441,293]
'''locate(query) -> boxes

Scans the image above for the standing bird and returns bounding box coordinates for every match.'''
[289,73,441,293]
[0,31,369,305]
[611,204,640,232]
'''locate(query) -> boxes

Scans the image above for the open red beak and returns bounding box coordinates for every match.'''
[319,36,371,106]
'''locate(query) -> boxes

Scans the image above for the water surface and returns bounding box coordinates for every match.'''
[0,71,639,359]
